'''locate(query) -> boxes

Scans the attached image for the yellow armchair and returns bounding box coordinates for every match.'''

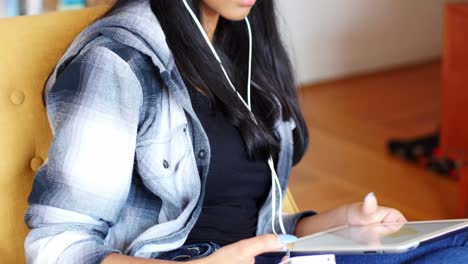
[0,7,108,263]
[0,7,298,263]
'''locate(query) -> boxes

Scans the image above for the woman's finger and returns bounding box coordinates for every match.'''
[279,255,290,264]
[234,234,285,257]
[362,192,378,215]
[382,208,408,223]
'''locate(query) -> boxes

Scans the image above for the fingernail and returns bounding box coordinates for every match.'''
[279,234,298,244]
[364,192,376,201]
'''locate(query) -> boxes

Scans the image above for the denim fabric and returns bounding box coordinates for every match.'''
[254,229,468,264]
[24,0,314,263]
[156,242,221,261]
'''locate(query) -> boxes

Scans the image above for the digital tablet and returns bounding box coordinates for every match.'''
[286,219,468,255]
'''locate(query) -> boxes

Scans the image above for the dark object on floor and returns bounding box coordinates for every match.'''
[426,157,459,180]
[387,132,459,179]
[388,132,439,162]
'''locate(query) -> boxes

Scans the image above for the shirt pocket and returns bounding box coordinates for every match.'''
[136,124,190,178]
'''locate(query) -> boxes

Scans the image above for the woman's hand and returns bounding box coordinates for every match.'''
[295,192,407,237]
[193,234,285,264]
[345,192,407,226]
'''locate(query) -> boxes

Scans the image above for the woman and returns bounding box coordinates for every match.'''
[24,0,467,263]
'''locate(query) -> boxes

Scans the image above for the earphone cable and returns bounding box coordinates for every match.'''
[182,0,287,235]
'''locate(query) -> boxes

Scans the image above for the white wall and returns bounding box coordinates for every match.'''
[276,0,445,84]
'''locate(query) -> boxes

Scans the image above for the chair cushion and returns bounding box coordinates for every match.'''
[0,7,108,263]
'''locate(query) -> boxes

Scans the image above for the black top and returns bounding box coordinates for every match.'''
[185,84,271,246]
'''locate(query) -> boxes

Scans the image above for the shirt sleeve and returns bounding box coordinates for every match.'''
[279,211,317,235]
[258,211,316,236]
[24,46,143,264]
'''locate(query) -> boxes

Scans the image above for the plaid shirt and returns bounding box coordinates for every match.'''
[24,1,314,263]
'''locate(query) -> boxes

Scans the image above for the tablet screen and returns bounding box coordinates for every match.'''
[290,220,468,253]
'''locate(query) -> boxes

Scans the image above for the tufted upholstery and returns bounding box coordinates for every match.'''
[0,7,109,263]
[0,7,299,264]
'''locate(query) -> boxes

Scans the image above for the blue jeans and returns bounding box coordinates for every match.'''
[158,229,468,263]
[157,242,221,261]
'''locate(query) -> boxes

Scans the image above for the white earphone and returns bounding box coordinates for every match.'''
[181,0,287,235]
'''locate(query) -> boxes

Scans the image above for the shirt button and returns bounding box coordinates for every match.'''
[198,150,206,159]
[163,160,169,169]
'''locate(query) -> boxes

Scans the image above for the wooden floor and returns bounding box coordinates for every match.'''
[290,61,459,221]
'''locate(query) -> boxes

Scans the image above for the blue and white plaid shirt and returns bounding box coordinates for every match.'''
[24,1,314,263]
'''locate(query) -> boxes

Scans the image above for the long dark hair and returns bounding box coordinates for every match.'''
[105,0,308,164]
